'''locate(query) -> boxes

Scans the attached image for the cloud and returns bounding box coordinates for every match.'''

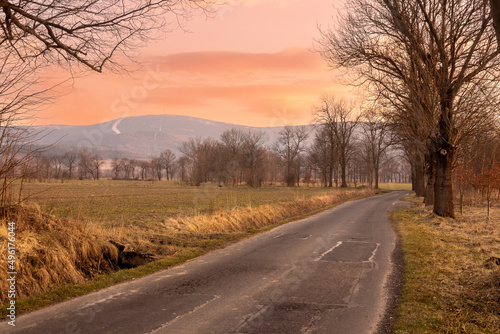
[149,48,328,90]
[147,48,330,100]
[151,48,323,75]
[39,48,344,127]
[137,48,342,125]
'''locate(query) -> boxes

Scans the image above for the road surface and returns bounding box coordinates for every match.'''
[2,191,410,334]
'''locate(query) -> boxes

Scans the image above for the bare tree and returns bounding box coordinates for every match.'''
[151,157,163,181]
[490,0,500,45]
[50,154,65,180]
[177,155,190,184]
[89,154,104,180]
[111,157,123,180]
[122,159,137,180]
[308,125,334,187]
[159,149,176,181]
[77,149,103,180]
[315,96,359,188]
[274,126,309,186]
[0,50,52,206]
[0,1,216,72]
[241,131,267,187]
[178,137,222,186]
[264,151,281,186]
[179,137,204,186]
[139,160,151,180]
[359,108,394,189]
[77,149,92,179]
[62,150,78,180]
[220,128,246,186]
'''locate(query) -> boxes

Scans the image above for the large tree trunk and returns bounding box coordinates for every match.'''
[433,98,455,217]
[334,161,339,188]
[340,157,348,188]
[434,150,454,216]
[328,166,333,187]
[412,153,426,197]
[411,166,415,191]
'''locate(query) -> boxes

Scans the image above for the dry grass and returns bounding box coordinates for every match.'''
[392,195,500,333]
[378,182,413,191]
[0,204,119,303]
[164,189,375,234]
[0,182,376,314]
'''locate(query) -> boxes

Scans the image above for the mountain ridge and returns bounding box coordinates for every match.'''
[33,114,314,159]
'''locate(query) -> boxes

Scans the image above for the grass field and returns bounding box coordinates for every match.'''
[19,180,349,227]
[392,194,500,333]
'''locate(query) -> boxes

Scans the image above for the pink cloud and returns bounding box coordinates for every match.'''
[38,48,347,127]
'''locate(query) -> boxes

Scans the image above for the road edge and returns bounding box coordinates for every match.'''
[375,231,405,334]
[375,194,412,334]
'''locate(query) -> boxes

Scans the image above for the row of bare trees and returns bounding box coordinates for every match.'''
[178,130,274,187]
[110,150,177,181]
[30,112,409,188]
[173,115,406,187]
[22,149,103,181]
[318,0,500,217]
[312,96,396,189]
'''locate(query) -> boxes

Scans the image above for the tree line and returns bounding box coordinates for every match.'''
[23,103,410,190]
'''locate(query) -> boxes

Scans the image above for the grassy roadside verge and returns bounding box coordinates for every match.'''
[1,188,376,318]
[391,194,500,333]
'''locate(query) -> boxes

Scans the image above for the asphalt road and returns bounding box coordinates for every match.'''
[2,191,410,334]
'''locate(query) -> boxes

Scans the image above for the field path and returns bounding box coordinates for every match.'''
[3,191,410,334]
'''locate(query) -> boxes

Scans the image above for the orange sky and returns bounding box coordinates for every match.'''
[37,0,347,127]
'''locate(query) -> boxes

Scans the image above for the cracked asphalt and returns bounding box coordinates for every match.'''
[1,191,410,334]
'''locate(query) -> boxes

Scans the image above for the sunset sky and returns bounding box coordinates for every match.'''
[37,0,347,127]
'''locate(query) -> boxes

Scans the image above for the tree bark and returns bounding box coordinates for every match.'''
[340,157,348,188]
[433,98,455,217]
[413,155,426,197]
[328,166,333,187]
[411,166,415,191]
[434,150,454,217]
[424,144,436,206]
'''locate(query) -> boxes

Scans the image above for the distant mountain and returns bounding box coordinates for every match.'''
[32,115,315,159]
